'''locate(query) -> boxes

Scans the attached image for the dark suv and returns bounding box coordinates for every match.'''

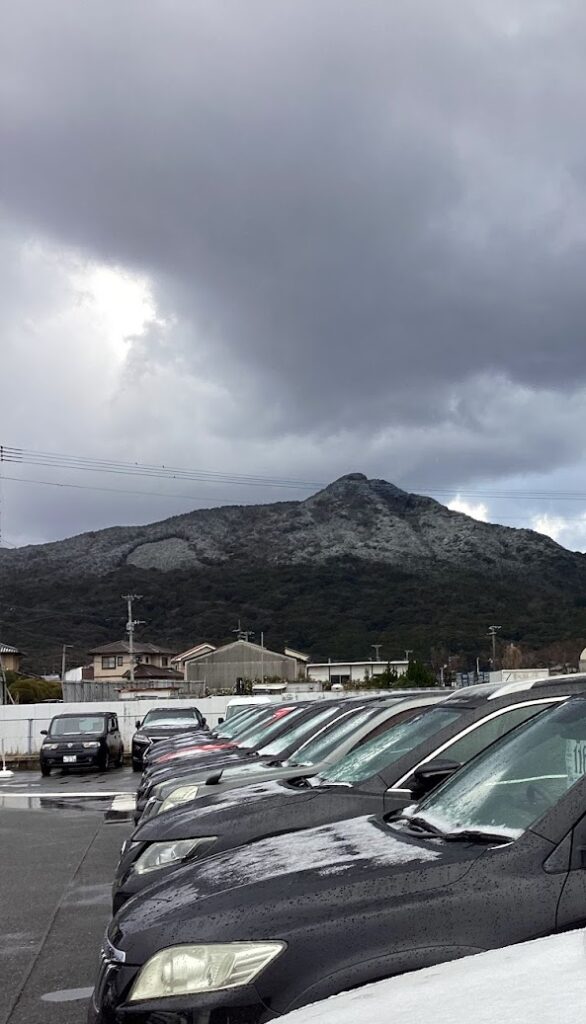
[131,707,207,771]
[39,711,123,775]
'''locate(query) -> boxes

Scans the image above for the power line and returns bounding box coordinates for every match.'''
[6,444,586,503]
[0,445,319,490]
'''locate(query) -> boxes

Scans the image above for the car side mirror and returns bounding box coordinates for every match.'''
[135,720,141,729]
[217,717,224,725]
[40,729,48,735]
[411,759,461,800]
[201,717,207,727]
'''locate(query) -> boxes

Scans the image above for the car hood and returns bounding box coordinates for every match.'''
[155,761,317,801]
[143,747,252,782]
[113,815,486,960]
[135,780,317,840]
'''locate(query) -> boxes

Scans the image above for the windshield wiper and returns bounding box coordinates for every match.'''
[401,815,447,838]
[443,829,513,845]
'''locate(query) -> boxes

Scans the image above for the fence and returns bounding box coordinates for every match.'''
[61,678,206,702]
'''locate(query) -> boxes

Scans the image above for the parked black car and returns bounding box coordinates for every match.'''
[113,673,586,908]
[91,692,586,1024]
[40,711,123,775]
[131,706,208,771]
[136,693,447,824]
[133,701,356,817]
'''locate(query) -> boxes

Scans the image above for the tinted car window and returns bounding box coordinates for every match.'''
[318,707,464,784]
[415,698,586,838]
[434,702,550,766]
[50,716,105,735]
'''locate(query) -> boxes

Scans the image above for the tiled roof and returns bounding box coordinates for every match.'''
[121,663,184,680]
[88,640,177,655]
[0,642,21,655]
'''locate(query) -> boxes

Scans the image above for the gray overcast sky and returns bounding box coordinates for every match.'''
[3,0,586,549]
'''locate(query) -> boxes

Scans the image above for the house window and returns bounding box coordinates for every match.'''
[144,656,150,664]
[101,656,116,669]
[162,656,168,667]
[117,656,124,666]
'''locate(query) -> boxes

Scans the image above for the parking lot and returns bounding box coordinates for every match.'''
[0,767,137,1024]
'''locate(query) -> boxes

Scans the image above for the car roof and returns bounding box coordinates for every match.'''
[439,673,586,707]
[51,710,109,718]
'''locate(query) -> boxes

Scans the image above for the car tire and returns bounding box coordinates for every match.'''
[114,749,124,768]
[99,751,110,772]
[132,760,142,772]
[40,764,51,777]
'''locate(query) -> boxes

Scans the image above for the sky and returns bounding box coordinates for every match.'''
[3,0,586,550]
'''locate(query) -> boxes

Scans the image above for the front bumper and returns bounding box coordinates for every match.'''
[41,752,101,767]
[87,957,273,1024]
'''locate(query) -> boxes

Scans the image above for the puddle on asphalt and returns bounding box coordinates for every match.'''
[41,987,94,1003]
[0,795,113,811]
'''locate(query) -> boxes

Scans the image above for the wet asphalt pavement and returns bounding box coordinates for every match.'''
[0,767,137,1024]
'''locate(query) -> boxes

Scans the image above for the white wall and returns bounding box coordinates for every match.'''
[0,691,369,756]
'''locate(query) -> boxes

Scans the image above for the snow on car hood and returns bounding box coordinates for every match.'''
[195,814,442,886]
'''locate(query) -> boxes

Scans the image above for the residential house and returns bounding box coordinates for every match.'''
[88,640,178,681]
[0,642,24,673]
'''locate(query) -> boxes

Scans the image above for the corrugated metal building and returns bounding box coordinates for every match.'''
[185,640,304,692]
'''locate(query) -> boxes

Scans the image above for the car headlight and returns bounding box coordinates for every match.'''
[132,837,216,875]
[129,942,286,1000]
[42,743,58,750]
[82,741,100,748]
[158,784,200,814]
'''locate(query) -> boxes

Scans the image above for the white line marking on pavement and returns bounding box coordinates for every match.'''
[0,790,130,798]
[110,794,137,812]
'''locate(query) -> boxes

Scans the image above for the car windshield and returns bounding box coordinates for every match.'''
[50,716,105,735]
[234,706,304,747]
[142,710,200,727]
[317,707,464,785]
[257,705,346,757]
[285,706,381,766]
[408,697,586,839]
[216,707,271,738]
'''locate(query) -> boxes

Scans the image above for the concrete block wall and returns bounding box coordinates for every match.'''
[0,691,376,756]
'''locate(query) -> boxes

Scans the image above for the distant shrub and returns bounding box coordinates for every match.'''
[8,677,63,704]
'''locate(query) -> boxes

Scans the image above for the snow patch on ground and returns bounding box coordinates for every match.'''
[278,929,586,1024]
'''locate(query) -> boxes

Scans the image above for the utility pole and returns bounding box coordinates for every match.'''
[371,644,382,662]
[487,625,502,666]
[404,649,413,663]
[61,643,73,682]
[260,631,264,685]
[123,594,144,684]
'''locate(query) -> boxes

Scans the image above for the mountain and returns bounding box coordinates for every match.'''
[2,474,586,671]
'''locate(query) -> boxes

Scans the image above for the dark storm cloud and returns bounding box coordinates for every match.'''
[4,0,586,443]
